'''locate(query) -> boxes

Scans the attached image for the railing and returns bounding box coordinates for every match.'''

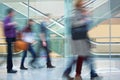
[2,3,65,37]
[90,37,120,55]
[0,37,65,56]
[0,36,119,56]
[22,0,96,28]
[48,0,96,27]
[22,2,64,27]
[47,0,109,28]
[90,37,120,44]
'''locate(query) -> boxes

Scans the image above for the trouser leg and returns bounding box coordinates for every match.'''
[85,57,98,77]
[63,58,76,76]
[28,45,36,63]
[6,39,13,71]
[20,51,27,67]
[76,56,86,75]
[44,46,52,66]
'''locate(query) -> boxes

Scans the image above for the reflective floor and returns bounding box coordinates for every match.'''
[0,57,120,80]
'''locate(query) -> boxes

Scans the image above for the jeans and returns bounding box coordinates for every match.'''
[63,57,76,76]
[20,44,36,67]
[63,56,97,77]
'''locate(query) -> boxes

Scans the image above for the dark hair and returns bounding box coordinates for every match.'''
[7,8,14,14]
[28,19,34,22]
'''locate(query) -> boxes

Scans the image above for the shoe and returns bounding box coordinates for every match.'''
[47,65,55,68]
[63,75,74,80]
[74,76,82,80]
[7,70,17,73]
[20,66,28,70]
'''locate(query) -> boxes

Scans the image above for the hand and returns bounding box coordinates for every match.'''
[7,21,17,26]
[42,41,47,47]
[12,22,17,26]
[32,41,38,45]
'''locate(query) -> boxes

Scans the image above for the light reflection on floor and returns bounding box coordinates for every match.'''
[0,57,120,80]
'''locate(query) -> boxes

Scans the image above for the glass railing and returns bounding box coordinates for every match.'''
[89,17,120,55]
[22,2,64,26]
[47,0,96,27]
[1,0,99,37]
[47,0,109,30]
[90,39,120,55]
[0,37,65,56]
[2,2,64,38]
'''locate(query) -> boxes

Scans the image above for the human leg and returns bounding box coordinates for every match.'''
[6,38,17,73]
[20,50,28,70]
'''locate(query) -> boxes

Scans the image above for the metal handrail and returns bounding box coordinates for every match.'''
[22,2,64,26]
[47,16,64,27]
[22,0,96,28]
[91,37,120,39]
[90,37,120,44]
[0,37,120,45]
[48,0,96,27]
[90,40,120,45]
[2,3,65,37]
[83,0,96,7]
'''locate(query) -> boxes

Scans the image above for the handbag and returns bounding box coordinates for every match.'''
[71,24,88,40]
[14,40,28,51]
[14,32,28,52]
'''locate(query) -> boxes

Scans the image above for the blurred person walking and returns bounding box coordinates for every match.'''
[63,0,100,80]
[20,19,37,70]
[39,15,55,68]
[3,8,17,73]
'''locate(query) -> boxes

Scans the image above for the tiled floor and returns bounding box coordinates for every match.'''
[0,57,120,80]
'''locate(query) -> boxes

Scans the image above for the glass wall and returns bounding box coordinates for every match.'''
[0,0,120,79]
